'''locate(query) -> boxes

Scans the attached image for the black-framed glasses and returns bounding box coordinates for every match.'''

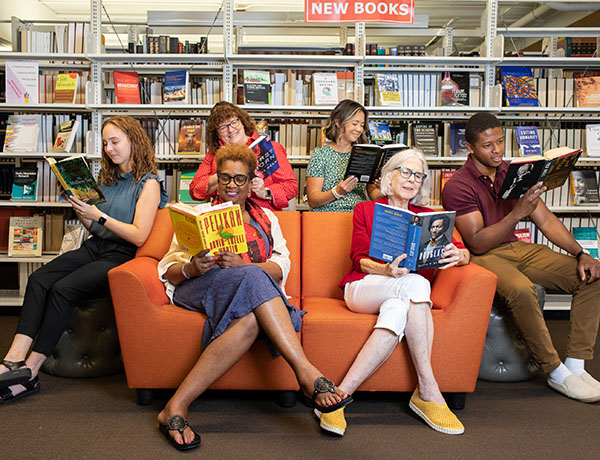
[395,166,427,183]
[216,118,241,133]
[217,173,249,186]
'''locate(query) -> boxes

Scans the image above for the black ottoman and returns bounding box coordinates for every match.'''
[41,296,123,378]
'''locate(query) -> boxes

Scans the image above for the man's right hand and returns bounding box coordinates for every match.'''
[512,182,546,221]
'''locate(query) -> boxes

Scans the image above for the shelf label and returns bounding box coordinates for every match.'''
[305,0,414,23]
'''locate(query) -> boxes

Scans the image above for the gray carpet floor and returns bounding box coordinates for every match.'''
[1,315,599,460]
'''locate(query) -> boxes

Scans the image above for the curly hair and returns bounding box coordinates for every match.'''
[379,148,430,207]
[324,99,369,144]
[215,144,257,177]
[465,112,502,145]
[99,115,158,186]
[206,102,256,152]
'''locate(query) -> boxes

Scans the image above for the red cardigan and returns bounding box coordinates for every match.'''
[189,132,298,211]
[339,197,467,288]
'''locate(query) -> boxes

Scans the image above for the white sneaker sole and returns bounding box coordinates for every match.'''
[314,409,345,436]
[408,400,465,435]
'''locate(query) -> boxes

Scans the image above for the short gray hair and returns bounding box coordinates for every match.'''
[379,148,430,207]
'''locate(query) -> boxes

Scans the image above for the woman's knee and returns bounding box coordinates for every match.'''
[236,312,260,339]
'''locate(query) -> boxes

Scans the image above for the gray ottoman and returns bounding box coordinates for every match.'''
[41,296,123,378]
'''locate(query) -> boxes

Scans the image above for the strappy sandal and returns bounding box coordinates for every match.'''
[0,375,40,404]
[0,360,32,388]
[302,376,353,414]
[158,415,201,451]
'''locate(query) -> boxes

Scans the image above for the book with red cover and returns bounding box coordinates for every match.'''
[114,71,141,104]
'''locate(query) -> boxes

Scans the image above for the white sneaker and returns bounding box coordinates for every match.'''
[578,371,600,394]
[547,374,600,403]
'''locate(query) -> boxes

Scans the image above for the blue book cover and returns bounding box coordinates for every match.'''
[515,126,542,156]
[249,135,279,178]
[368,203,456,271]
[11,168,38,201]
[449,122,468,156]
[164,70,188,104]
[501,66,539,107]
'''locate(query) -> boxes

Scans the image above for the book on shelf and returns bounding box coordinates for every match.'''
[243,70,271,104]
[178,170,196,204]
[375,74,401,106]
[43,212,64,252]
[514,227,532,243]
[59,223,86,255]
[54,72,79,104]
[501,67,539,107]
[586,124,600,156]
[515,126,542,156]
[369,121,393,144]
[2,114,40,153]
[168,202,248,256]
[440,170,456,192]
[177,120,203,154]
[114,71,141,104]
[164,70,189,104]
[8,216,43,257]
[5,60,39,104]
[570,170,600,205]
[573,227,599,259]
[449,122,468,156]
[51,119,80,153]
[249,135,280,178]
[369,202,457,271]
[439,72,469,106]
[344,143,408,184]
[312,73,338,105]
[411,123,438,156]
[498,147,582,200]
[11,168,38,201]
[576,77,600,108]
[46,156,106,205]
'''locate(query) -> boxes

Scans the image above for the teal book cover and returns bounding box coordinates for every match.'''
[11,168,38,201]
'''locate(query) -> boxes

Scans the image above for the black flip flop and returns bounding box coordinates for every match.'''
[159,415,201,451]
[0,360,32,388]
[302,376,353,414]
[0,375,40,404]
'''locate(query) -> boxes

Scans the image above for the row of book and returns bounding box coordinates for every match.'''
[557,37,600,58]
[140,35,208,55]
[366,44,427,57]
[12,21,92,54]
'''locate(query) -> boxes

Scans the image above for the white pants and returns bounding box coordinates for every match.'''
[344,273,432,342]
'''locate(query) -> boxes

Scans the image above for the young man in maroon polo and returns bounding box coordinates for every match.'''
[442,112,600,403]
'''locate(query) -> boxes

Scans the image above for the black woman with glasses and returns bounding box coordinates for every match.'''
[313,148,471,438]
[156,144,351,451]
[189,102,298,211]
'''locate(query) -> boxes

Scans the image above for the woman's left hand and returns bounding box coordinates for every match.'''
[216,251,247,269]
[68,196,102,222]
[251,176,270,200]
[438,243,466,269]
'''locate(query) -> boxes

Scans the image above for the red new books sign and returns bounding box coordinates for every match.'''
[305,0,414,23]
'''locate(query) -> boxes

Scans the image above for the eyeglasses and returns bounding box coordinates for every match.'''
[216,118,241,133]
[217,173,249,186]
[395,166,427,183]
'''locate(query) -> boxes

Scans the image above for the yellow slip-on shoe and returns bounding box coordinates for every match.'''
[314,407,346,436]
[409,389,464,435]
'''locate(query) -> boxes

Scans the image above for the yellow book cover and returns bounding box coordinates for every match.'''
[54,72,79,104]
[168,202,248,256]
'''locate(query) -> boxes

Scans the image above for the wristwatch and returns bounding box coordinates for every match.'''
[576,249,591,261]
[98,213,108,226]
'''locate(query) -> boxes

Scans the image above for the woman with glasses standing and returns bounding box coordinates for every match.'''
[156,144,351,451]
[189,102,298,210]
[313,149,471,437]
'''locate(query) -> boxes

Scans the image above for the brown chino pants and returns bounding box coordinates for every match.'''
[471,241,600,373]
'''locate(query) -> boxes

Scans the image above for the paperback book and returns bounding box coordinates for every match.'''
[8,216,43,257]
[501,66,539,107]
[576,77,600,108]
[243,70,271,104]
[114,71,141,104]
[312,73,338,105]
[3,114,41,153]
[498,147,582,200]
[411,123,438,156]
[572,227,599,259]
[570,170,600,205]
[178,170,196,204]
[585,124,600,156]
[54,72,79,104]
[375,74,401,105]
[164,70,189,104]
[369,121,393,144]
[5,60,39,104]
[46,155,106,205]
[168,202,248,256]
[439,72,469,106]
[177,120,203,154]
[51,119,80,153]
[369,202,456,271]
[59,224,86,255]
[11,168,38,201]
[344,143,408,184]
[515,126,542,156]
[249,135,280,178]
[449,122,468,156]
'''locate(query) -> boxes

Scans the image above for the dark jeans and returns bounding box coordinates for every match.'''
[15,237,136,356]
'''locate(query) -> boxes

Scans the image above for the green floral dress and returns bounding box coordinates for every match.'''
[306,144,369,212]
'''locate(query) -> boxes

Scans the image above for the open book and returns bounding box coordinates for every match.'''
[369,202,456,271]
[344,143,408,184]
[168,202,248,256]
[498,147,582,200]
[46,155,106,205]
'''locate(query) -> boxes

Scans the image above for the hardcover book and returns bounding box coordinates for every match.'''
[164,70,189,104]
[586,124,600,156]
[46,155,106,205]
[375,73,401,105]
[51,119,80,153]
[344,143,408,184]
[501,66,539,107]
[8,216,43,257]
[449,122,468,156]
[114,71,141,104]
[498,147,582,200]
[5,60,39,104]
[312,73,338,105]
[412,123,438,156]
[439,72,469,106]
[570,170,600,205]
[249,135,280,178]
[369,202,456,271]
[168,202,248,256]
[572,227,599,259]
[576,77,600,108]
[243,70,271,104]
[54,72,79,104]
[11,168,38,201]
[177,120,203,154]
[515,126,542,156]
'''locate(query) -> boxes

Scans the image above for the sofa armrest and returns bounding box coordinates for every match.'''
[108,257,169,310]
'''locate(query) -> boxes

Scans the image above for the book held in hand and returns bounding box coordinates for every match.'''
[570,170,600,205]
[11,168,38,201]
[344,143,408,184]
[51,119,80,153]
[8,216,43,257]
[369,202,456,271]
[46,155,106,205]
[168,202,248,256]
[249,135,280,178]
[498,147,582,200]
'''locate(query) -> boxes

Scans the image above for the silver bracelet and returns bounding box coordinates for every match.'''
[331,187,343,200]
[181,262,192,279]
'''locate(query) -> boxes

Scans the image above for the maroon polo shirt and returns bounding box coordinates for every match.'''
[442,155,518,246]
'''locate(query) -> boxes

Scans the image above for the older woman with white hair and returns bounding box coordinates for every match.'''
[314,149,471,437]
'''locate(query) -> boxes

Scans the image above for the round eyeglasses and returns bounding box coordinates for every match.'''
[216,118,241,133]
[217,173,249,186]
[395,166,427,183]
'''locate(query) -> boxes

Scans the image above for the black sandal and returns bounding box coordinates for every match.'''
[303,376,353,414]
[0,375,40,404]
[159,415,201,451]
[0,360,32,388]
